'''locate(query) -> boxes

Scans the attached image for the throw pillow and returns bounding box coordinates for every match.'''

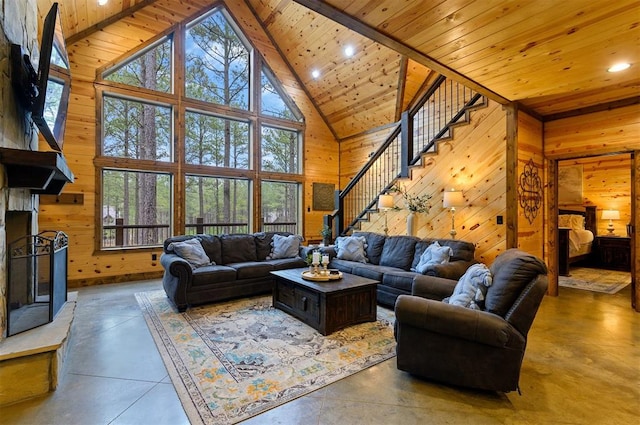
[414,241,453,274]
[443,263,492,310]
[334,236,368,263]
[267,234,303,260]
[168,238,213,268]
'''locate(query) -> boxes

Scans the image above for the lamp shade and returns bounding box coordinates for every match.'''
[378,194,394,210]
[443,190,464,208]
[601,210,620,220]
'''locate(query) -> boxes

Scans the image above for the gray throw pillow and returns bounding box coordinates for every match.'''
[413,241,453,273]
[335,236,368,263]
[267,234,303,259]
[443,263,492,310]
[168,238,213,268]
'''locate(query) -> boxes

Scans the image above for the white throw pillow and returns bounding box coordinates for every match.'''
[443,263,493,310]
[268,234,303,259]
[168,238,213,268]
[334,236,368,263]
[414,241,453,274]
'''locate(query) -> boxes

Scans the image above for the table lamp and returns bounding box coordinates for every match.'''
[443,189,465,239]
[601,209,620,235]
[378,194,394,236]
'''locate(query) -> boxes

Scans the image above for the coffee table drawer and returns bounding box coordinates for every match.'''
[274,279,320,326]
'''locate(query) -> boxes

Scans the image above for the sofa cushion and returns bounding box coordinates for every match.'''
[220,234,257,264]
[264,257,307,270]
[335,235,368,263]
[413,241,453,274]
[353,231,386,265]
[381,270,419,294]
[485,249,548,317]
[191,265,237,287]
[438,239,475,262]
[443,263,492,310]
[197,234,222,265]
[329,258,356,273]
[255,232,293,260]
[267,234,303,259]
[380,236,418,270]
[228,262,274,280]
[350,263,387,281]
[168,238,213,268]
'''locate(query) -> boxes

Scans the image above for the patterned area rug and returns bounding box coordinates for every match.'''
[135,290,396,425]
[559,267,631,294]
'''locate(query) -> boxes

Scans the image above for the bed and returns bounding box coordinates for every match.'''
[558,206,597,276]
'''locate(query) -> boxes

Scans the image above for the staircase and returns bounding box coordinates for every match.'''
[327,76,487,236]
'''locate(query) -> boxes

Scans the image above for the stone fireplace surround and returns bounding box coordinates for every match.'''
[0,0,75,406]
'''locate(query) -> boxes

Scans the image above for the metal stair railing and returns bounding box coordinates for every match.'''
[326,77,485,237]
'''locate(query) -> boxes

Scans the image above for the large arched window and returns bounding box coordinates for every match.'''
[96,6,304,249]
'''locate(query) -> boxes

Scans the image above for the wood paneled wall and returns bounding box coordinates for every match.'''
[356,100,508,264]
[516,111,545,258]
[38,0,338,286]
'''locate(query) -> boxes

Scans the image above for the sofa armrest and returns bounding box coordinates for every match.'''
[412,275,457,301]
[160,253,193,281]
[422,259,477,280]
[395,295,524,349]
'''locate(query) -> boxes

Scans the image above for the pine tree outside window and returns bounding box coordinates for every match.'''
[97,5,304,249]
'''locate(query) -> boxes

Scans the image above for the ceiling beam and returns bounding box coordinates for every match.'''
[66,0,158,45]
[292,0,510,107]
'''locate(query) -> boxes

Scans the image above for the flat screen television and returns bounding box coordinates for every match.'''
[31,2,71,152]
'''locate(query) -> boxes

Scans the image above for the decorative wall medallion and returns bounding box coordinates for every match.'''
[518,158,542,224]
[312,183,335,211]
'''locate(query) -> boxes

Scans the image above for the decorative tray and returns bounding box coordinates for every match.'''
[301,270,343,281]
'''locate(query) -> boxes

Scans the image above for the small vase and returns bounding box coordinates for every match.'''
[406,211,415,236]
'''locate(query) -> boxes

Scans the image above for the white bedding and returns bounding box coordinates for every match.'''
[559,213,594,258]
[569,228,593,257]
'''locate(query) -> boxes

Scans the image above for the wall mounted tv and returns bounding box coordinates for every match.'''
[11,2,71,152]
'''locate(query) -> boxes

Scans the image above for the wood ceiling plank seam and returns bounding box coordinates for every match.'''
[435,1,639,74]
[531,92,640,118]
[346,0,451,30]
[262,0,293,27]
[65,0,158,43]
[307,51,403,102]
[324,86,396,116]
[375,0,488,45]
[404,1,532,57]
[293,0,510,106]
[455,11,639,77]
[416,1,582,67]
[322,100,396,123]
[456,22,639,93]
[267,3,320,39]
[239,0,340,141]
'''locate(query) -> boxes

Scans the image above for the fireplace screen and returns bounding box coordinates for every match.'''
[6,231,68,336]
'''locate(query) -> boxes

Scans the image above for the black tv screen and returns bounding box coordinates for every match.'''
[32,2,71,152]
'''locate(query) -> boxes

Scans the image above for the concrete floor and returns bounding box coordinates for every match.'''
[1,276,638,424]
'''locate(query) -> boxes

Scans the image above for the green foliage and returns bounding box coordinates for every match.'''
[390,184,432,213]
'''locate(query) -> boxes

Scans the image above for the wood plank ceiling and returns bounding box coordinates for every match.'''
[37,0,640,140]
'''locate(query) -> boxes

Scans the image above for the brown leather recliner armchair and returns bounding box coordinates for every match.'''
[394,248,548,392]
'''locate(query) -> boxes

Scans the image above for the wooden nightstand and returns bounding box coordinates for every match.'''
[594,236,631,271]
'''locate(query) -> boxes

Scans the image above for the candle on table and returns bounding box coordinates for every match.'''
[312,251,320,264]
[322,255,329,265]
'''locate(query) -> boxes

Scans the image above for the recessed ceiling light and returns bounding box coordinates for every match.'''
[98,0,109,5]
[344,45,355,57]
[607,62,631,72]
[311,69,320,79]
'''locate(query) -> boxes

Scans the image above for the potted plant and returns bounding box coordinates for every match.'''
[391,184,432,235]
[320,225,333,246]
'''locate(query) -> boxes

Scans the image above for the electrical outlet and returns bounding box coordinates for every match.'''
[497,215,503,225]
[151,253,157,261]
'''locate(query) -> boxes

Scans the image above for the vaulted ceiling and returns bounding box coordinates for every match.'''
[37,0,640,139]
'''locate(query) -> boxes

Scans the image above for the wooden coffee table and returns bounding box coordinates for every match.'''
[271,268,378,335]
